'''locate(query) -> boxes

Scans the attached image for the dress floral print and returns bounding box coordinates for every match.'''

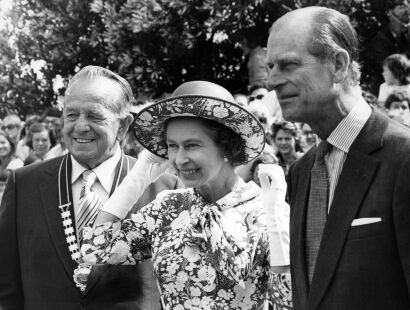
[82,179,292,309]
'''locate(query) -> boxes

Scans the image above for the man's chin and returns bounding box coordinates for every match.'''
[69,150,98,167]
[281,105,308,123]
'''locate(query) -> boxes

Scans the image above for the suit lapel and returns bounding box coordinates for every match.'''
[307,110,385,309]
[307,150,379,309]
[83,153,132,295]
[290,150,315,307]
[40,157,78,285]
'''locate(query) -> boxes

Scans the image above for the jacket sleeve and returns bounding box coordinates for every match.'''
[393,155,410,297]
[0,171,24,309]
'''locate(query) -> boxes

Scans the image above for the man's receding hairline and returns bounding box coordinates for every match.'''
[64,77,126,115]
[269,10,316,41]
[270,6,325,34]
[67,75,124,98]
[66,75,123,91]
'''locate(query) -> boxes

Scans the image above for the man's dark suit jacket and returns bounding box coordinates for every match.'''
[0,154,181,310]
[287,109,410,310]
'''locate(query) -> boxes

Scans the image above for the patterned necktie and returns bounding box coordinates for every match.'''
[306,140,332,284]
[77,170,103,239]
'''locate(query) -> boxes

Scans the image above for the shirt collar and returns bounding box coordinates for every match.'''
[327,98,371,153]
[71,144,122,193]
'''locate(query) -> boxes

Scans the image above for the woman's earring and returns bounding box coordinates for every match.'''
[223,155,229,162]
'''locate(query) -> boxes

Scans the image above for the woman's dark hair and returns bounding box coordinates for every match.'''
[362,89,378,107]
[163,117,247,166]
[385,90,410,109]
[271,121,303,153]
[0,130,16,156]
[383,54,410,85]
[26,122,57,149]
[20,115,42,139]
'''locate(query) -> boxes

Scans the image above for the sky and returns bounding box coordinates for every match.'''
[0,0,12,30]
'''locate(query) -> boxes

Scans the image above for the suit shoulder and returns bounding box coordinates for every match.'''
[14,156,63,177]
[383,120,410,152]
[291,147,314,170]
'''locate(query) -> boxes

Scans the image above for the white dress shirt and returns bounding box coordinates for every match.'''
[325,98,372,211]
[71,145,122,225]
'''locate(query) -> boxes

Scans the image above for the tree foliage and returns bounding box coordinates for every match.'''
[0,0,388,118]
[0,0,107,117]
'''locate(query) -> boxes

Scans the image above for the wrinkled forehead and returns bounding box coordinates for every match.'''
[66,76,122,97]
[270,9,314,34]
[64,77,124,111]
[268,15,313,55]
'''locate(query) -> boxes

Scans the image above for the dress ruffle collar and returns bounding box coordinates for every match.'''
[192,178,262,211]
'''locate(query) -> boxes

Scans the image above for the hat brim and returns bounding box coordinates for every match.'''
[132,95,266,163]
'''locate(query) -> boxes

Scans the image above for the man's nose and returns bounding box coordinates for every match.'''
[267,68,286,91]
[74,115,91,131]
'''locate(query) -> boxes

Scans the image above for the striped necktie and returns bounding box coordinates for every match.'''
[76,170,103,239]
[306,140,332,284]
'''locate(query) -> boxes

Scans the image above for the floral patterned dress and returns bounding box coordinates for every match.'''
[82,179,292,310]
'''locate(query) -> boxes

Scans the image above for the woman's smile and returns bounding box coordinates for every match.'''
[179,168,200,176]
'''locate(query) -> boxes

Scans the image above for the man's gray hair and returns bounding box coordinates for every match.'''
[306,7,361,88]
[66,65,134,117]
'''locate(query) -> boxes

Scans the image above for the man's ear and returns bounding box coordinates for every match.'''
[116,113,134,142]
[332,49,350,84]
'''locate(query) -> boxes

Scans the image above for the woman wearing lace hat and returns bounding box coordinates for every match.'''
[81,81,292,310]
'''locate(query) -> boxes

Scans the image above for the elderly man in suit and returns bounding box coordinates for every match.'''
[266,6,410,310]
[0,66,180,310]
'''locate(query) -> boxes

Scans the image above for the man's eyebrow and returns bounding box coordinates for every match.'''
[277,54,300,63]
[267,53,300,65]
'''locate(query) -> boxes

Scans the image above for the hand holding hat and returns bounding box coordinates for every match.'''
[100,149,170,219]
